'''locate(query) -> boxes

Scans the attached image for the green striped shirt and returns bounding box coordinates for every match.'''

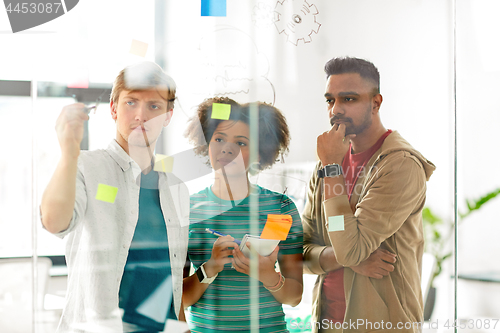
[187,185,303,333]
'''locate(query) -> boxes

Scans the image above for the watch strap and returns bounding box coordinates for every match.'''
[317,164,343,178]
[196,263,217,284]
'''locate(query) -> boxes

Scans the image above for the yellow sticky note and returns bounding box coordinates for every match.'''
[129,39,149,57]
[328,215,344,232]
[154,154,174,173]
[211,103,231,120]
[260,214,293,240]
[95,184,118,203]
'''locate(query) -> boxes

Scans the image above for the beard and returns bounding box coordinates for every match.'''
[329,105,372,136]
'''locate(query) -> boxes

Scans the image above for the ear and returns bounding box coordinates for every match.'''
[110,100,117,121]
[372,93,383,113]
[163,109,173,127]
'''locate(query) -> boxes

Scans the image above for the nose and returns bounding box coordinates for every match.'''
[221,142,238,155]
[329,102,344,119]
[134,104,148,123]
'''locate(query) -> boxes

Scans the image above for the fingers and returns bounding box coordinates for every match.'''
[215,241,239,249]
[377,249,397,263]
[231,258,248,273]
[337,123,346,137]
[232,247,249,263]
[232,249,249,274]
[213,235,239,249]
[219,257,233,266]
[268,245,279,262]
[375,258,395,273]
[217,249,234,258]
[214,235,235,243]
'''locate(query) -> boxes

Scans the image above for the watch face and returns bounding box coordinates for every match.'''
[325,164,342,177]
[196,266,204,282]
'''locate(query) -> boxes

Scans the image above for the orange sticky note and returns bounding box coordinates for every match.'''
[260,214,293,240]
[129,39,149,57]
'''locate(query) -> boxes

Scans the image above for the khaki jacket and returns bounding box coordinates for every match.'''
[303,131,435,333]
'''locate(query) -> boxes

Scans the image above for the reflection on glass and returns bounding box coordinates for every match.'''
[183,98,304,332]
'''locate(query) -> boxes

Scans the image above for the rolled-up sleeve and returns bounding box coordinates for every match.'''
[53,162,87,239]
[325,152,426,267]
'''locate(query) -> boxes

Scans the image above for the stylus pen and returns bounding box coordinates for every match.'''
[205,228,241,245]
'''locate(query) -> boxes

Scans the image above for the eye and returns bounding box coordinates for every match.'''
[325,99,333,104]
[151,104,160,110]
[344,97,354,102]
[214,138,223,143]
[126,101,134,106]
[237,141,247,147]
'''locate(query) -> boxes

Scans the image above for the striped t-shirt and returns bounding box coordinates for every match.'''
[188,185,303,333]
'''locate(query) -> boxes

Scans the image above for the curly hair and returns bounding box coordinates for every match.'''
[185,97,290,173]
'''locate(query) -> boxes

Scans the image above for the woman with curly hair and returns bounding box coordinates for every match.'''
[182,97,303,332]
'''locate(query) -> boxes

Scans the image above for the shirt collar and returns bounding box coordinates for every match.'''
[106,140,143,180]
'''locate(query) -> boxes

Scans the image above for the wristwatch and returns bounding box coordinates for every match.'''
[196,263,217,284]
[317,164,343,178]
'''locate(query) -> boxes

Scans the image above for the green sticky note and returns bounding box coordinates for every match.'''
[154,154,174,173]
[328,215,344,232]
[211,103,231,120]
[95,184,118,203]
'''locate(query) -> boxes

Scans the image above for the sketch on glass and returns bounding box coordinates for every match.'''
[195,27,276,105]
[274,0,321,46]
[252,2,275,27]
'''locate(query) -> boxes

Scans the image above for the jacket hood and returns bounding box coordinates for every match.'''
[380,131,436,181]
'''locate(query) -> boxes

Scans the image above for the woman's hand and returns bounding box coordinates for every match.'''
[231,243,281,287]
[204,235,239,278]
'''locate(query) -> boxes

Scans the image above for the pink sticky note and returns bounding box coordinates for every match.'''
[67,68,89,89]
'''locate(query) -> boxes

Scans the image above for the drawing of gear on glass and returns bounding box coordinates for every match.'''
[274,0,321,46]
[252,2,275,27]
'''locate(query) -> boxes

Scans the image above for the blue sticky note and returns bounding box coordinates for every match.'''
[201,0,226,17]
[328,215,344,232]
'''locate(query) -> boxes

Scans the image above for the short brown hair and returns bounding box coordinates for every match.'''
[185,97,290,173]
[111,61,176,110]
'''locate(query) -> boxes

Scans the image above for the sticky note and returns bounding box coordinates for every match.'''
[260,214,293,240]
[211,103,231,120]
[129,39,149,57]
[328,215,344,232]
[67,68,89,89]
[154,154,174,173]
[201,0,227,17]
[95,184,118,203]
